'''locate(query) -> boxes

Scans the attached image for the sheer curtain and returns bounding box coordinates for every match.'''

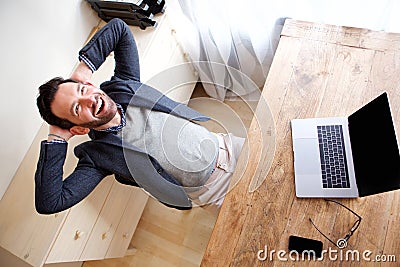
[168,0,400,100]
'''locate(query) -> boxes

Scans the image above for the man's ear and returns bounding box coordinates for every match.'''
[70,126,90,136]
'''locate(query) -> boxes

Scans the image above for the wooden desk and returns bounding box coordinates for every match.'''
[202,19,400,266]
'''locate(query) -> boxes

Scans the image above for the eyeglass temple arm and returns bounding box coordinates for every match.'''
[309,218,338,247]
[325,199,362,219]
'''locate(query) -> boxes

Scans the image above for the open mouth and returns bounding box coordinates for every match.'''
[95,97,105,116]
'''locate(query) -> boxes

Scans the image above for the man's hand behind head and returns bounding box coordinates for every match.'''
[47,124,75,142]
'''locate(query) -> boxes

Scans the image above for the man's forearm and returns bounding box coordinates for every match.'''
[34,141,107,214]
[35,141,69,214]
[78,18,140,81]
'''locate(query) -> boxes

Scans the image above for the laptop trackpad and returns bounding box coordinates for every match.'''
[293,138,321,175]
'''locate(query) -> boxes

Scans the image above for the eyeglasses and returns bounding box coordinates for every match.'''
[309,199,362,249]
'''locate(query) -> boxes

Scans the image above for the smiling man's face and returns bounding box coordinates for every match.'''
[51,81,117,129]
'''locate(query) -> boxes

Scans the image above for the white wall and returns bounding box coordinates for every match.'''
[0,1,100,199]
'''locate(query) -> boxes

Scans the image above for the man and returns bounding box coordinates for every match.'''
[35,18,244,215]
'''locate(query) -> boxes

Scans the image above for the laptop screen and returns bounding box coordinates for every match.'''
[348,92,400,197]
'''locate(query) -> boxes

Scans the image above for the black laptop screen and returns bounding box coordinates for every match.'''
[348,92,400,197]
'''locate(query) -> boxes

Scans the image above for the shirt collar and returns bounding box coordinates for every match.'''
[96,103,126,133]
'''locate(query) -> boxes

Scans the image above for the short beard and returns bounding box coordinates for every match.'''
[78,97,118,129]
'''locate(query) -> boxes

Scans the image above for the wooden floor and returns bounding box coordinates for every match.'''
[84,198,217,267]
[83,84,257,267]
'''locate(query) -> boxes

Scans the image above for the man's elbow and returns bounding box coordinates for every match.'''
[35,201,60,215]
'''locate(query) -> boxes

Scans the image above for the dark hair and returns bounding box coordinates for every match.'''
[36,77,77,129]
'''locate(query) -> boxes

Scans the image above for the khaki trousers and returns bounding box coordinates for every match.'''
[187,133,245,215]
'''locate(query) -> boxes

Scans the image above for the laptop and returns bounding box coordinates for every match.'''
[291,92,400,198]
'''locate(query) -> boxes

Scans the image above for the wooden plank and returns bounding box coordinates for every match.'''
[384,192,400,260]
[140,13,198,104]
[105,188,148,258]
[126,198,215,267]
[140,14,174,83]
[365,48,400,263]
[153,41,199,104]
[282,19,400,52]
[45,177,114,264]
[79,182,132,261]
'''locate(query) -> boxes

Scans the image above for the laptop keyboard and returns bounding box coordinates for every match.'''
[317,125,350,188]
